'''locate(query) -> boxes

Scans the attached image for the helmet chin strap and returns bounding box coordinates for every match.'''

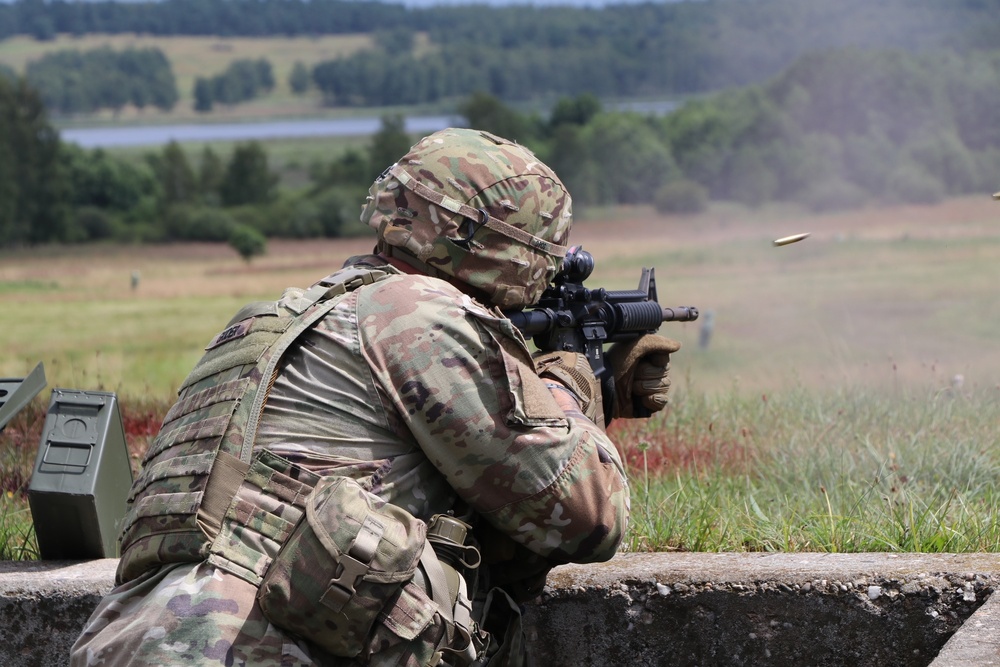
[377,250,423,275]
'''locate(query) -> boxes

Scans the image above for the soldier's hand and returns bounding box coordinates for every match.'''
[607,335,681,419]
[533,350,603,424]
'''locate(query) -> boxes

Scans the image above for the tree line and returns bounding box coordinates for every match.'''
[0,67,412,250]
[0,0,403,40]
[25,46,177,115]
[3,47,1000,251]
[21,46,284,115]
[3,0,1000,104]
[194,58,274,112]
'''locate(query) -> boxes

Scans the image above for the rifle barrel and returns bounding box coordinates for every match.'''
[662,306,699,322]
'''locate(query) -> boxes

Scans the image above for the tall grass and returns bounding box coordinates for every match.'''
[0,397,45,560]
[615,382,1000,553]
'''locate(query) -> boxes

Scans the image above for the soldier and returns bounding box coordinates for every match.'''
[70,128,680,667]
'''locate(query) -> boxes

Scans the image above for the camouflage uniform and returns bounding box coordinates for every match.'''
[71,262,628,667]
[71,128,636,667]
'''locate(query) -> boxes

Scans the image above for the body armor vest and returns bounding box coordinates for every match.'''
[117,266,391,585]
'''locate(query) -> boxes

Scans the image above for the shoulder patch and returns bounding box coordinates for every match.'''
[205,318,254,351]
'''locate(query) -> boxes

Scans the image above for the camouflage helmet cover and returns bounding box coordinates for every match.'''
[361,128,573,309]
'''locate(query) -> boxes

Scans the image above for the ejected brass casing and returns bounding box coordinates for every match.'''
[773,233,810,247]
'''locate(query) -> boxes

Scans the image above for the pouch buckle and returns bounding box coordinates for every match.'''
[320,515,386,613]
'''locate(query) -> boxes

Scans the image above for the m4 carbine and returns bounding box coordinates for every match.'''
[506,246,698,422]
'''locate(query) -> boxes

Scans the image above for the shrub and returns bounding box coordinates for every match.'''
[653,179,710,214]
[228,223,267,263]
[312,186,370,238]
[72,206,116,241]
[726,148,778,208]
[797,178,868,213]
[289,61,311,95]
[163,205,235,242]
[884,163,946,205]
[905,131,979,195]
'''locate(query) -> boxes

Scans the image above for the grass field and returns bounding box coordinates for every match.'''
[2,195,1000,557]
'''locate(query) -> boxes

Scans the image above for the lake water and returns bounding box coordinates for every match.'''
[59,100,679,149]
[60,115,462,148]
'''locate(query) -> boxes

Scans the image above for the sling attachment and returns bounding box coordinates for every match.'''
[286,267,388,316]
[321,514,387,613]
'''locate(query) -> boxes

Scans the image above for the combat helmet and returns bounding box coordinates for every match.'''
[361,128,573,309]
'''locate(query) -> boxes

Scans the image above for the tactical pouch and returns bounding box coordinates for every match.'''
[257,475,429,658]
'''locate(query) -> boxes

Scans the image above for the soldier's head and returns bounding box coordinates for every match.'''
[361,128,573,310]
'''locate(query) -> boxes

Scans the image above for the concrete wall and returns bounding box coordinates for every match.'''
[3,553,1000,667]
[525,553,1000,667]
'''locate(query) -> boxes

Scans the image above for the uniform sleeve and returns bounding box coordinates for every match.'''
[356,274,629,564]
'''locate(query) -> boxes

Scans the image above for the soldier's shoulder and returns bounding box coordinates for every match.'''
[357,273,501,329]
[363,273,476,309]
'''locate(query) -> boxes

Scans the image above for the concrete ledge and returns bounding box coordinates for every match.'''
[0,559,117,667]
[526,553,1000,667]
[3,554,1000,667]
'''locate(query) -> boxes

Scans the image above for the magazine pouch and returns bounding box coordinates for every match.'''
[257,475,428,658]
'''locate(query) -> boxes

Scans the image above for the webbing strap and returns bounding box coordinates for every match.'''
[198,450,250,539]
[419,542,456,624]
[390,166,568,259]
[426,557,481,667]
[238,269,388,462]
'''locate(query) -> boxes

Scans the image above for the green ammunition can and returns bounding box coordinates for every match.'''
[28,389,134,560]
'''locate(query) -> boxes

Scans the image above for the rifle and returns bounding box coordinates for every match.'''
[506,246,698,423]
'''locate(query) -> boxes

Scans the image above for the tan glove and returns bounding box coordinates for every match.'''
[606,335,681,419]
[532,350,603,424]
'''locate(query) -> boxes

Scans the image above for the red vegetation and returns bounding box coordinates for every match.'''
[121,408,162,439]
[609,418,754,478]
[119,404,164,470]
